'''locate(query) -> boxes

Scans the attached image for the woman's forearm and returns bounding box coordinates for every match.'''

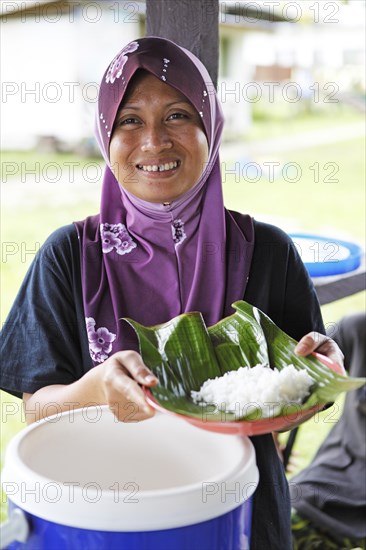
[22,351,159,424]
[22,364,107,424]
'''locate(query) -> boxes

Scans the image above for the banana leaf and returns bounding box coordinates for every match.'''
[123,301,365,422]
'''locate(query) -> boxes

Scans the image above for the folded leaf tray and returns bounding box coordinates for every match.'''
[124,301,365,436]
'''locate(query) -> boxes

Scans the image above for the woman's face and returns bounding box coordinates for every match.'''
[109,72,209,203]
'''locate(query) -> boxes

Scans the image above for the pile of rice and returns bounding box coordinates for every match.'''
[191,364,313,419]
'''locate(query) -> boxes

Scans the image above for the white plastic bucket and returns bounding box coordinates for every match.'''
[1,407,259,549]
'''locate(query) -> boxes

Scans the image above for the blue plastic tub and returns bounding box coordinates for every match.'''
[1,408,259,550]
[289,233,363,277]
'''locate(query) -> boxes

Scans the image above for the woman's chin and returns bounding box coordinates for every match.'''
[122,182,187,204]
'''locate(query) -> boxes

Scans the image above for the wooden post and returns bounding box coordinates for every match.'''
[146,0,219,88]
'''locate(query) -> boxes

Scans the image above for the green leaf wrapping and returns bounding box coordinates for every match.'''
[123,301,365,421]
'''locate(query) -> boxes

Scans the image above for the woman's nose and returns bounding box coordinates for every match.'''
[141,123,173,153]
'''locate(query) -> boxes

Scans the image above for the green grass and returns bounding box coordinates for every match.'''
[246,104,362,141]
[1,201,100,318]
[0,151,102,180]
[1,109,364,519]
[223,137,365,242]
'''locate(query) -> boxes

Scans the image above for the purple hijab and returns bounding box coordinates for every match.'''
[75,37,254,365]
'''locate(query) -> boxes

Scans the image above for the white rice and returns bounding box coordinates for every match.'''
[191,364,313,419]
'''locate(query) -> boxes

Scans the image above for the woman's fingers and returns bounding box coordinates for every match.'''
[116,350,159,386]
[102,351,159,422]
[295,331,345,374]
[108,375,155,421]
[295,332,328,355]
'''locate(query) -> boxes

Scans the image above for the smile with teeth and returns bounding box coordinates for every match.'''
[137,160,180,173]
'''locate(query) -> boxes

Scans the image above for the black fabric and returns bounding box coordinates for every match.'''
[290,312,366,541]
[0,217,325,550]
[243,218,324,340]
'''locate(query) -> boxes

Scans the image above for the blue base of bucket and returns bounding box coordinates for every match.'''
[7,499,252,550]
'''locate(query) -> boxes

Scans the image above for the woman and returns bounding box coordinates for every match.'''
[0,37,343,549]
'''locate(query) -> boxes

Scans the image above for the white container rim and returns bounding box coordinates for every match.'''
[2,407,259,531]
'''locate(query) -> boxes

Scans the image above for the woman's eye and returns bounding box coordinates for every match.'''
[120,117,139,125]
[114,116,140,128]
[168,112,188,121]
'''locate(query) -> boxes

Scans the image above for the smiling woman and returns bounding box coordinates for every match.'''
[109,71,209,203]
[0,36,345,550]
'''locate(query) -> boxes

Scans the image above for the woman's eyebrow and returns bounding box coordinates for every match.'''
[166,100,192,107]
[120,100,192,111]
[118,104,142,111]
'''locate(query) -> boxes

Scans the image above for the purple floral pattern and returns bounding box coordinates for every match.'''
[105,41,139,84]
[85,317,116,363]
[171,219,186,245]
[100,223,137,256]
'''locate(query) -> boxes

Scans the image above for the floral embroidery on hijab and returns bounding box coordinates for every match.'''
[105,41,139,84]
[85,317,116,363]
[100,223,137,255]
[171,219,186,245]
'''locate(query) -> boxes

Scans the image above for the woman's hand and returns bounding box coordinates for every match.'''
[294,331,346,375]
[100,350,159,422]
[273,333,346,442]
[23,350,158,424]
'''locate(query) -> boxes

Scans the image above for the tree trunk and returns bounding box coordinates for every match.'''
[146,0,219,88]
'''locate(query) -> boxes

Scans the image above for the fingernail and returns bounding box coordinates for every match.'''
[295,344,307,354]
[144,374,158,383]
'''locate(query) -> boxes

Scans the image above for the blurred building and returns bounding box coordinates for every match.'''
[1,0,365,151]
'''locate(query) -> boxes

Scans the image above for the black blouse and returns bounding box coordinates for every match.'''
[0,216,325,550]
